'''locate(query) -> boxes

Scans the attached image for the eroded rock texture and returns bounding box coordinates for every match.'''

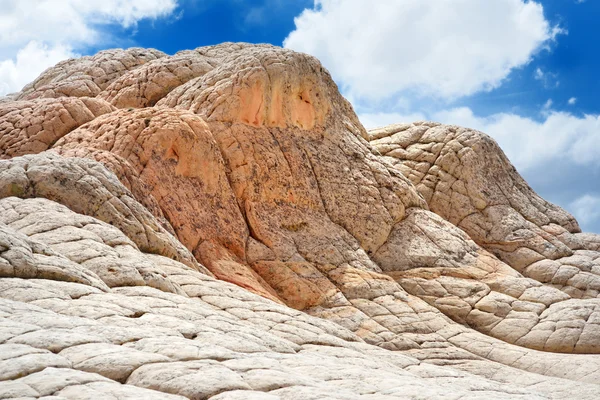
[17,48,166,101]
[369,123,600,295]
[0,97,115,159]
[0,43,598,399]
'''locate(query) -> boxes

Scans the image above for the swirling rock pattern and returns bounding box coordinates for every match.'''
[0,43,598,399]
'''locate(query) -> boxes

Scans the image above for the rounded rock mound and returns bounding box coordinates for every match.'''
[17,48,166,101]
[0,43,599,399]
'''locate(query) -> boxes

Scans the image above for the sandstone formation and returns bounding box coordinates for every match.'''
[369,122,600,297]
[0,97,115,159]
[17,48,166,101]
[0,43,598,399]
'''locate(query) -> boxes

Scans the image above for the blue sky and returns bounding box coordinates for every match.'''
[462,0,599,117]
[1,0,599,232]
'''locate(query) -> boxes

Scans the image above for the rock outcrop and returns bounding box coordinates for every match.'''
[369,122,600,297]
[0,97,115,159]
[0,43,598,399]
[16,48,166,101]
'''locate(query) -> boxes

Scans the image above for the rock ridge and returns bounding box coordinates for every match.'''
[0,43,598,399]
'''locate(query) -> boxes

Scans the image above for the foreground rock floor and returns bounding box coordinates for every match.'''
[0,43,598,399]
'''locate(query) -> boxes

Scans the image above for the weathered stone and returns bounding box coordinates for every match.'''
[0,43,598,399]
[0,153,206,274]
[369,123,600,300]
[0,97,115,159]
[17,48,166,100]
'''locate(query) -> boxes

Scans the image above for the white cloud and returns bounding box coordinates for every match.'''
[284,0,563,100]
[0,0,178,49]
[534,68,544,80]
[0,41,77,95]
[430,107,600,172]
[533,67,560,88]
[568,97,577,105]
[570,194,600,230]
[360,111,426,130]
[0,0,178,95]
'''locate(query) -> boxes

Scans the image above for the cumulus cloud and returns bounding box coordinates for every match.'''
[284,0,563,100]
[429,107,600,172]
[0,0,178,48]
[285,1,598,231]
[542,98,554,114]
[359,112,426,130]
[0,42,76,96]
[568,97,577,105]
[0,0,178,95]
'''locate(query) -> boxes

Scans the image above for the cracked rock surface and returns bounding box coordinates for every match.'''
[16,48,166,101]
[0,43,598,399]
[0,97,115,159]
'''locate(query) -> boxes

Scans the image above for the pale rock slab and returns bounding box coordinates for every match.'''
[0,153,206,274]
